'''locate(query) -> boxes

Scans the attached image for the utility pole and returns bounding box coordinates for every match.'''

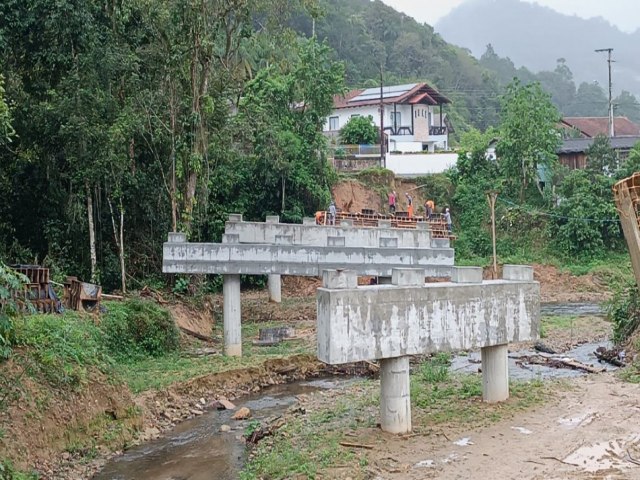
[595,48,615,138]
[379,64,385,168]
[487,191,499,278]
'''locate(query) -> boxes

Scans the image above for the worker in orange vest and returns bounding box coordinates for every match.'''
[405,192,414,218]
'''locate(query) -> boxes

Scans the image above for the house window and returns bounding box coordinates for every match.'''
[390,112,401,128]
[329,116,339,130]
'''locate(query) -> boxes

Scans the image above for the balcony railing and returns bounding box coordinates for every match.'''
[429,126,447,136]
[384,126,413,136]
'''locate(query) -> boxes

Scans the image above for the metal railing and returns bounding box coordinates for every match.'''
[429,126,447,135]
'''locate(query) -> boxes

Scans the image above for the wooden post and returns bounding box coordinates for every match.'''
[487,192,498,278]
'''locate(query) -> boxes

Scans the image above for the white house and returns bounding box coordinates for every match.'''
[324,83,452,153]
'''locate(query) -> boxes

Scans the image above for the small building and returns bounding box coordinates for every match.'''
[560,117,640,138]
[558,136,640,170]
[325,83,452,153]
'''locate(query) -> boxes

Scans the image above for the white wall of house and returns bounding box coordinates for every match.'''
[385,153,458,176]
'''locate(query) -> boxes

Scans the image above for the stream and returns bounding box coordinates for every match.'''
[94,302,611,479]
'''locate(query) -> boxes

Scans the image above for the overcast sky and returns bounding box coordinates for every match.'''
[381,0,640,33]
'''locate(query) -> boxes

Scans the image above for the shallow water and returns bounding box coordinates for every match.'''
[93,378,358,480]
[540,302,603,316]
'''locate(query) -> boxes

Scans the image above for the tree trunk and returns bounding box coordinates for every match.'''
[281,175,286,213]
[108,196,126,293]
[86,181,97,282]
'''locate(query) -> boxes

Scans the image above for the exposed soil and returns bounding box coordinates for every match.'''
[534,264,612,304]
[331,178,431,215]
[169,302,214,338]
[0,357,137,477]
[356,373,640,480]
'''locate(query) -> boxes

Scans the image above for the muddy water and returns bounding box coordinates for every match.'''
[93,378,358,480]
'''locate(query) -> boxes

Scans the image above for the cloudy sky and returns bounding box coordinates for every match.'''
[381,0,640,33]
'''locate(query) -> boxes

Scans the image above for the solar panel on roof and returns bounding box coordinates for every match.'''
[349,83,418,103]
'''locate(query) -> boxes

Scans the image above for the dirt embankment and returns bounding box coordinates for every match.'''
[332,177,432,215]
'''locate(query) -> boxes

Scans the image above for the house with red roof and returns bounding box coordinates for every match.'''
[560,116,640,138]
[324,82,452,153]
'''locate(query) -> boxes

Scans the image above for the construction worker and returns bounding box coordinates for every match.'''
[425,199,434,220]
[405,192,413,218]
[445,208,452,233]
[388,190,397,214]
[328,200,337,225]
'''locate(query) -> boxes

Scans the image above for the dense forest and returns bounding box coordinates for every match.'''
[1,0,640,293]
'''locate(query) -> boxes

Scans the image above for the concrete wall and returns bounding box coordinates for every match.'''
[317,274,539,364]
[225,220,437,248]
[162,242,454,277]
[385,152,457,176]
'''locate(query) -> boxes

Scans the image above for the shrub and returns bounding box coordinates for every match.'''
[606,284,640,345]
[338,115,378,145]
[12,312,106,388]
[0,263,30,359]
[100,299,180,358]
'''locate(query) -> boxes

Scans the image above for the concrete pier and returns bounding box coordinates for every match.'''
[380,356,412,434]
[223,274,242,356]
[481,344,509,402]
[317,266,540,433]
[266,216,282,303]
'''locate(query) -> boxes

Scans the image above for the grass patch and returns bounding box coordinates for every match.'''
[242,360,552,479]
[117,319,314,393]
[241,380,375,480]
[0,460,38,480]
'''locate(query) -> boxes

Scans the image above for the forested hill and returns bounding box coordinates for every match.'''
[436,0,640,98]
[291,0,503,131]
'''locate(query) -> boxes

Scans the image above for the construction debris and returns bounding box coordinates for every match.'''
[63,276,102,312]
[10,265,63,313]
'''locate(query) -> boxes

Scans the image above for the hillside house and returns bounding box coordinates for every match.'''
[558,136,640,170]
[560,116,640,138]
[324,83,452,153]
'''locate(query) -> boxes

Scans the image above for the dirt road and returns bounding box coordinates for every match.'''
[367,373,640,480]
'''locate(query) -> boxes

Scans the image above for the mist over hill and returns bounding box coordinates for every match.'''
[436,0,640,97]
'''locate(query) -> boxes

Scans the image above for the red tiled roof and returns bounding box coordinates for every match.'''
[333,89,364,109]
[561,117,640,137]
[333,83,450,110]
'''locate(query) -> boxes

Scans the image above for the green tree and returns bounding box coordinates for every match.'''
[586,134,618,175]
[339,115,378,145]
[496,80,561,202]
[566,82,608,117]
[0,75,13,143]
[614,90,640,123]
[549,170,619,258]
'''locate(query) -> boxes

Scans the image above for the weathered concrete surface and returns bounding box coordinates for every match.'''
[380,356,412,434]
[162,242,454,278]
[316,270,539,365]
[224,217,448,248]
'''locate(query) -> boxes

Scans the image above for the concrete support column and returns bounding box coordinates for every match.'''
[268,275,281,303]
[223,274,242,357]
[380,356,412,434]
[267,230,290,303]
[481,343,509,402]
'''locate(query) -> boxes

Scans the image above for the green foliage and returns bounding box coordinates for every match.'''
[338,115,378,145]
[586,135,619,174]
[606,285,640,345]
[419,353,451,383]
[496,80,561,201]
[0,263,30,359]
[0,75,14,144]
[0,460,38,480]
[549,170,619,258]
[12,313,107,388]
[172,277,190,296]
[100,299,180,359]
